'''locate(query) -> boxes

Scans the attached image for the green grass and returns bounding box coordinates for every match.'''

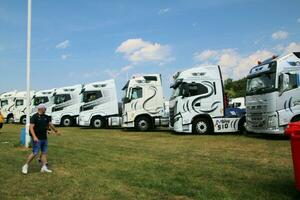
[0,124,299,200]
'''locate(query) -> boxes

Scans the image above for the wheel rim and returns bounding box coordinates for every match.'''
[94,119,102,128]
[196,121,208,134]
[64,118,71,126]
[22,118,26,124]
[138,119,148,130]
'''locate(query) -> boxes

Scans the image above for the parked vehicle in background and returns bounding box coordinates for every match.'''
[245,52,300,134]
[13,91,35,124]
[31,88,56,116]
[78,79,121,128]
[122,74,169,131]
[51,84,83,127]
[169,65,245,134]
[229,97,245,109]
[0,90,17,123]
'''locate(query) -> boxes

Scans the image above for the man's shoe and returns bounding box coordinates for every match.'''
[41,166,52,173]
[22,164,28,175]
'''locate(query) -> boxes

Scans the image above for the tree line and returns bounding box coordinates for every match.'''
[224,77,247,98]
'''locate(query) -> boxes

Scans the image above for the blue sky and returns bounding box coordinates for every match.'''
[0,0,300,98]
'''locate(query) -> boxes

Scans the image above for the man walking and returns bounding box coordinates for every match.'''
[22,104,59,174]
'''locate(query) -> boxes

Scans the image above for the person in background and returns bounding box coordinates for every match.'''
[21,104,59,175]
[0,111,4,131]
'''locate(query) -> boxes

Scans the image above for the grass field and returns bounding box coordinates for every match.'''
[0,124,299,200]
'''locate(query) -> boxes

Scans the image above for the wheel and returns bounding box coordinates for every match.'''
[7,116,14,124]
[20,116,27,124]
[192,118,212,135]
[238,117,246,134]
[61,116,73,127]
[291,116,300,122]
[135,116,151,131]
[91,117,105,129]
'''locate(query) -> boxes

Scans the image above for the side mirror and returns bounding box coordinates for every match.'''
[122,97,131,104]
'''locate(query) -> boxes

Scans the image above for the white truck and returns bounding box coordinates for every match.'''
[0,90,17,123]
[245,52,300,134]
[31,88,56,116]
[51,84,83,127]
[78,79,121,128]
[229,97,246,109]
[122,74,169,131]
[169,65,245,134]
[13,91,35,124]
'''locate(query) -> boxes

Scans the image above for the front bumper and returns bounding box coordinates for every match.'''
[51,115,61,125]
[245,125,284,134]
[246,112,284,135]
[122,121,134,128]
[172,116,191,133]
[78,118,90,126]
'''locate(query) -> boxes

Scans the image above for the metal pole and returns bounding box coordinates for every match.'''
[25,0,32,148]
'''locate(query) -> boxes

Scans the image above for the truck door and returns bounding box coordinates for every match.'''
[277,73,300,125]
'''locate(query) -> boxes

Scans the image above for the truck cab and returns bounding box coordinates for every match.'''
[13,91,35,124]
[78,79,120,128]
[0,91,17,123]
[31,89,56,116]
[51,84,83,127]
[122,74,169,131]
[246,52,300,134]
[169,65,244,134]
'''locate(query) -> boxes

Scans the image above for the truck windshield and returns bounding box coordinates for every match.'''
[54,94,71,104]
[246,72,276,95]
[0,100,8,107]
[15,99,24,107]
[33,96,49,106]
[83,91,102,103]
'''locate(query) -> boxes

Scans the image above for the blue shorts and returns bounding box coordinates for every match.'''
[32,139,48,155]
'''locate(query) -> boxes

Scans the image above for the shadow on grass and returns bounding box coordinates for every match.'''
[244,132,289,141]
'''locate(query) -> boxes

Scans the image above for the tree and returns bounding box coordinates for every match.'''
[224,77,247,98]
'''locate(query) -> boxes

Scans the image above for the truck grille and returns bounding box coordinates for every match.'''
[247,114,266,128]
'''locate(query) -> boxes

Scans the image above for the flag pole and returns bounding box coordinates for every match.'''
[25,0,32,148]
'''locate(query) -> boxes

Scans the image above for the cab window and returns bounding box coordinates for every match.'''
[183,83,208,97]
[131,87,143,100]
[83,91,102,103]
[16,99,24,107]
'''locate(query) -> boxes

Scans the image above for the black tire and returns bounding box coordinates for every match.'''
[20,116,27,125]
[91,117,106,129]
[135,116,151,131]
[238,117,246,134]
[192,118,212,135]
[61,116,73,127]
[6,116,14,124]
[291,116,300,122]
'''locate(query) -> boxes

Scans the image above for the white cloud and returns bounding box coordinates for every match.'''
[56,40,70,49]
[195,42,300,79]
[194,50,218,61]
[121,65,133,72]
[158,8,170,15]
[271,30,289,40]
[282,42,300,54]
[116,38,172,64]
[61,53,71,60]
[194,48,273,79]
[105,69,120,78]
